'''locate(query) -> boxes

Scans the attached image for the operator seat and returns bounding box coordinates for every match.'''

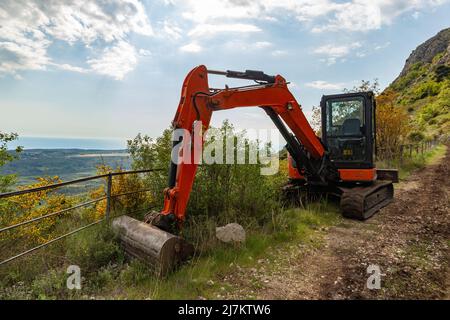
[342,118,361,136]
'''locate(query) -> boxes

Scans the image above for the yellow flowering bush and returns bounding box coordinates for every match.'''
[88,165,152,221]
[0,177,75,244]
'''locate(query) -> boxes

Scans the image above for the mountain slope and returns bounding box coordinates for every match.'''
[384,28,450,140]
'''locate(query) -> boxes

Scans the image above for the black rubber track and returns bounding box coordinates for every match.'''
[340,181,394,220]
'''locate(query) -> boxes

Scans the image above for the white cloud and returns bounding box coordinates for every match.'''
[305,81,345,90]
[222,40,273,51]
[139,49,152,57]
[314,42,361,64]
[180,0,262,22]
[314,42,361,58]
[188,23,261,38]
[180,42,203,53]
[311,1,382,33]
[0,0,152,79]
[176,0,448,34]
[254,41,273,49]
[0,38,50,75]
[42,0,153,44]
[2,0,448,79]
[54,63,89,74]
[87,41,138,80]
[160,20,183,40]
[288,82,299,89]
[374,41,391,50]
[271,50,288,56]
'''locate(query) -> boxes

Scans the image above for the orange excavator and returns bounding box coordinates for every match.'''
[112,65,398,274]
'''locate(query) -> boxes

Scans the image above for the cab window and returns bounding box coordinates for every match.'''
[325,97,366,162]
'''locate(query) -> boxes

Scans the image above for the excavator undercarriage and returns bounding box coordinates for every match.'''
[283,179,395,220]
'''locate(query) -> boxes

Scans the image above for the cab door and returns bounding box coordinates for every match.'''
[320,92,375,169]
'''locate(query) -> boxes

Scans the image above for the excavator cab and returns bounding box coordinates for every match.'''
[320,92,376,181]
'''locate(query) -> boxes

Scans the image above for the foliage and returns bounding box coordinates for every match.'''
[89,202,341,299]
[128,121,285,233]
[344,79,381,95]
[310,105,322,135]
[434,64,450,82]
[0,176,75,244]
[127,129,173,209]
[0,132,22,192]
[0,132,22,167]
[375,89,410,159]
[88,165,152,221]
[64,224,124,273]
[391,62,426,92]
[340,79,411,161]
[387,54,450,141]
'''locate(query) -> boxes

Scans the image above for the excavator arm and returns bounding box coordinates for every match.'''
[156,65,337,230]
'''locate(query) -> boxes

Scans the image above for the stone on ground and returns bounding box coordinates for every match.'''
[216,223,246,243]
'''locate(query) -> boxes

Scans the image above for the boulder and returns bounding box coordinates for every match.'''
[216,223,246,243]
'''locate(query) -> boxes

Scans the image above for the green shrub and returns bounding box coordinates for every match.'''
[411,81,441,101]
[128,120,286,245]
[392,63,425,91]
[119,259,153,285]
[30,269,67,299]
[65,223,124,272]
[419,102,449,123]
[408,131,425,142]
[434,65,450,82]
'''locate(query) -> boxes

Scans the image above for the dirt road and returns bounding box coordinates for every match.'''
[220,148,449,299]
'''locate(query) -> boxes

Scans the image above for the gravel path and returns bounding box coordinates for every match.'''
[218,147,449,299]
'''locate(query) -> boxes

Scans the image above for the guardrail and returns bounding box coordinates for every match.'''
[0,168,163,266]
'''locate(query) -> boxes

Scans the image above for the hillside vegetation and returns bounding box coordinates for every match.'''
[380,28,450,141]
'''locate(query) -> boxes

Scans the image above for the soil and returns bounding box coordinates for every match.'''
[217,147,449,300]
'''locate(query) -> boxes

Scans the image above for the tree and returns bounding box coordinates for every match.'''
[126,121,284,226]
[310,105,322,135]
[0,132,22,192]
[375,89,410,160]
[344,79,380,95]
[127,129,173,208]
[343,80,410,160]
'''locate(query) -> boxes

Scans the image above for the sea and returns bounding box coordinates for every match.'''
[7,136,127,150]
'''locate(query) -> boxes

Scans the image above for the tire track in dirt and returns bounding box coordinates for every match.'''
[220,147,449,300]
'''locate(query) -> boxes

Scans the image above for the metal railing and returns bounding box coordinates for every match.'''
[376,139,439,163]
[0,168,163,266]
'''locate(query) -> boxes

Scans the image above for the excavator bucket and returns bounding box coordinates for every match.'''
[112,215,194,276]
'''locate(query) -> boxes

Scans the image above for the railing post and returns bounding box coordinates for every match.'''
[399,145,403,166]
[106,173,112,221]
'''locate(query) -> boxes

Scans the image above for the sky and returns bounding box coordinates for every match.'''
[1,0,450,148]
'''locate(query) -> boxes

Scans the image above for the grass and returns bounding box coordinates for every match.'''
[0,201,342,300]
[96,202,342,299]
[376,144,447,180]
